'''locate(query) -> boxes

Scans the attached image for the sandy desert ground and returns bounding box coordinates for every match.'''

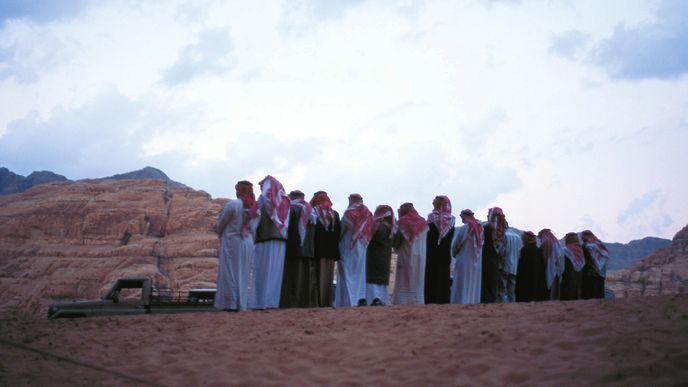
[2,295,687,386]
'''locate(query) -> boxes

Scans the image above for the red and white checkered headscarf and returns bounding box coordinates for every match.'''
[427,195,455,245]
[258,175,290,239]
[564,232,585,272]
[343,194,374,248]
[235,180,259,238]
[289,190,313,246]
[460,209,484,262]
[310,191,335,231]
[373,204,397,239]
[397,203,428,244]
[487,207,507,252]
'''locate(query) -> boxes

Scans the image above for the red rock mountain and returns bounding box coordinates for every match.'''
[607,225,688,297]
[0,179,226,319]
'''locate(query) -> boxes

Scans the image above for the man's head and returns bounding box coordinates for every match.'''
[432,195,451,211]
[459,208,474,223]
[235,180,253,198]
[565,232,580,245]
[398,202,415,217]
[348,193,363,206]
[289,190,305,200]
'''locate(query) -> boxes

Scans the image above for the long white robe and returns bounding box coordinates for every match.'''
[250,240,287,309]
[451,224,483,304]
[214,199,258,311]
[392,230,428,305]
[335,215,367,307]
[366,284,389,305]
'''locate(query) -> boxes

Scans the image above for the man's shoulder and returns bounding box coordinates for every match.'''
[226,198,243,209]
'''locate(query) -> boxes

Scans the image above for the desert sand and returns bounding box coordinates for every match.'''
[1,295,687,386]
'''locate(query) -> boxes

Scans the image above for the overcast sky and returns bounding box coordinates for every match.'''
[1,0,686,243]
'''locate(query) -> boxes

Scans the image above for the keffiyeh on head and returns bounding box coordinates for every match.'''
[343,194,374,247]
[564,232,585,272]
[538,228,559,262]
[310,191,335,231]
[373,204,397,238]
[581,230,608,252]
[581,230,609,273]
[397,202,428,243]
[522,231,537,245]
[487,207,508,251]
[235,180,259,238]
[427,195,455,245]
[460,209,484,262]
[258,175,290,239]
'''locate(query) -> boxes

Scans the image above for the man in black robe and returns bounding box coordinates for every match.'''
[280,190,318,308]
[561,232,584,300]
[310,191,341,307]
[424,195,455,304]
[481,207,506,303]
[366,205,396,306]
[515,231,549,302]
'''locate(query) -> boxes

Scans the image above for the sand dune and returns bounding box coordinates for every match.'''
[1,295,687,386]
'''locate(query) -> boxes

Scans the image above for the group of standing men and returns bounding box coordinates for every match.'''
[214,175,609,312]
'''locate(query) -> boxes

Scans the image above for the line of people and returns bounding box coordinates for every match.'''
[214,175,609,311]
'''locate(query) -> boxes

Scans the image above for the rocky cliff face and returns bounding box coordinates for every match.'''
[607,225,688,297]
[0,179,226,319]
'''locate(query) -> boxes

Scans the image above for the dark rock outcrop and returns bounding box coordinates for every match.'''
[103,166,188,189]
[606,237,672,270]
[0,167,69,195]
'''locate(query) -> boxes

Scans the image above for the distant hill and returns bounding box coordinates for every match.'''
[606,237,672,270]
[0,167,69,195]
[0,166,189,195]
[102,166,189,189]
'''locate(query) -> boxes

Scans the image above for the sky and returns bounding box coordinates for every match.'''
[0,0,686,243]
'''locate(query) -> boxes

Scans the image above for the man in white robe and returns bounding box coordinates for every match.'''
[392,202,429,305]
[499,229,523,303]
[451,209,484,304]
[336,193,373,307]
[249,175,290,309]
[214,181,260,311]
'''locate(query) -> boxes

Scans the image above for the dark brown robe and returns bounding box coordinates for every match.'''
[366,224,393,285]
[424,223,454,304]
[515,244,548,302]
[280,205,318,308]
[481,224,500,303]
[560,258,583,300]
[313,211,341,307]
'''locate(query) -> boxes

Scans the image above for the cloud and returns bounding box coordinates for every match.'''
[0,91,145,178]
[617,189,661,224]
[549,30,590,59]
[616,189,674,237]
[0,0,90,24]
[590,0,688,80]
[458,109,508,151]
[0,44,39,83]
[0,21,67,84]
[161,29,235,85]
